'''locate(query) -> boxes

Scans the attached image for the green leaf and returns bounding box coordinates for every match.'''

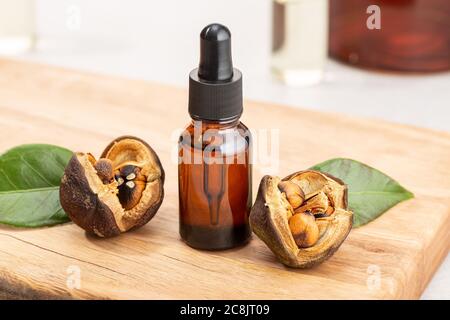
[310,158,414,227]
[0,144,73,227]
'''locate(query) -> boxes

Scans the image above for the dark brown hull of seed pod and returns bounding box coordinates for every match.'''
[60,154,122,237]
[129,184,164,231]
[100,135,165,231]
[101,135,166,185]
[249,174,353,269]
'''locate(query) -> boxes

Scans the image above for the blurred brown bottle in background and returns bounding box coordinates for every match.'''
[329,0,450,72]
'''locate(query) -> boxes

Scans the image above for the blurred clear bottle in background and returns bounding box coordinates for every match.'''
[272,0,329,86]
[0,0,35,55]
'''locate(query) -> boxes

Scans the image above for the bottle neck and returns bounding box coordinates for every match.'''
[190,117,240,130]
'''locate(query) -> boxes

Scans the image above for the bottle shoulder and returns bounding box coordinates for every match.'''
[237,121,251,136]
[182,120,250,134]
[179,120,250,154]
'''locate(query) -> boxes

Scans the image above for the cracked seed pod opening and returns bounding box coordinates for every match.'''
[249,171,353,268]
[60,136,165,237]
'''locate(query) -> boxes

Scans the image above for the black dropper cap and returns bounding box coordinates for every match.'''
[189,23,243,121]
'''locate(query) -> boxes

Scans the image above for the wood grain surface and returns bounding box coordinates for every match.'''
[0,59,448,299]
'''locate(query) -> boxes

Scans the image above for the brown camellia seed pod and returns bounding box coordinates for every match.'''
[60,136,165,237]
[249,170,353,268]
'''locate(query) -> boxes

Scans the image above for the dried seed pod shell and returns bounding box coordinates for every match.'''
[249,171,353,268]
[315,217,332,238]
[60,136,165,237]
[295,191,329,215]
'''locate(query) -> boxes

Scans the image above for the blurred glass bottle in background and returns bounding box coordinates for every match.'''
[329,0,450,73]
[271,0,329,86]
[0,0,35,55]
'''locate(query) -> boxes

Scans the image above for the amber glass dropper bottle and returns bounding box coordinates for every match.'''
[178,23,252,250]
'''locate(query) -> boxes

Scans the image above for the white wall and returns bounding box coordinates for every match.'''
[24,0,449,134]
[34,0,271,84]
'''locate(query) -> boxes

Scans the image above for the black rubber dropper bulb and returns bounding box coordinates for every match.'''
[198,24,234,82]
[188,23,243,121]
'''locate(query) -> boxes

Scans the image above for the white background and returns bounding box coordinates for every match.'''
[8,0,450,298]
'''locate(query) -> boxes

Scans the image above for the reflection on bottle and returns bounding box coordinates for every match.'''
[0,0,35,55]
[203,154,226,226]
[272,0,328,86]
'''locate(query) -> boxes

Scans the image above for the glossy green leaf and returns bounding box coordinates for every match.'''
[0,144,73,227]
[310,158,414,227]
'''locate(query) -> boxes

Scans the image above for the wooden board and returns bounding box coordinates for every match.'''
[0,59,448,299]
